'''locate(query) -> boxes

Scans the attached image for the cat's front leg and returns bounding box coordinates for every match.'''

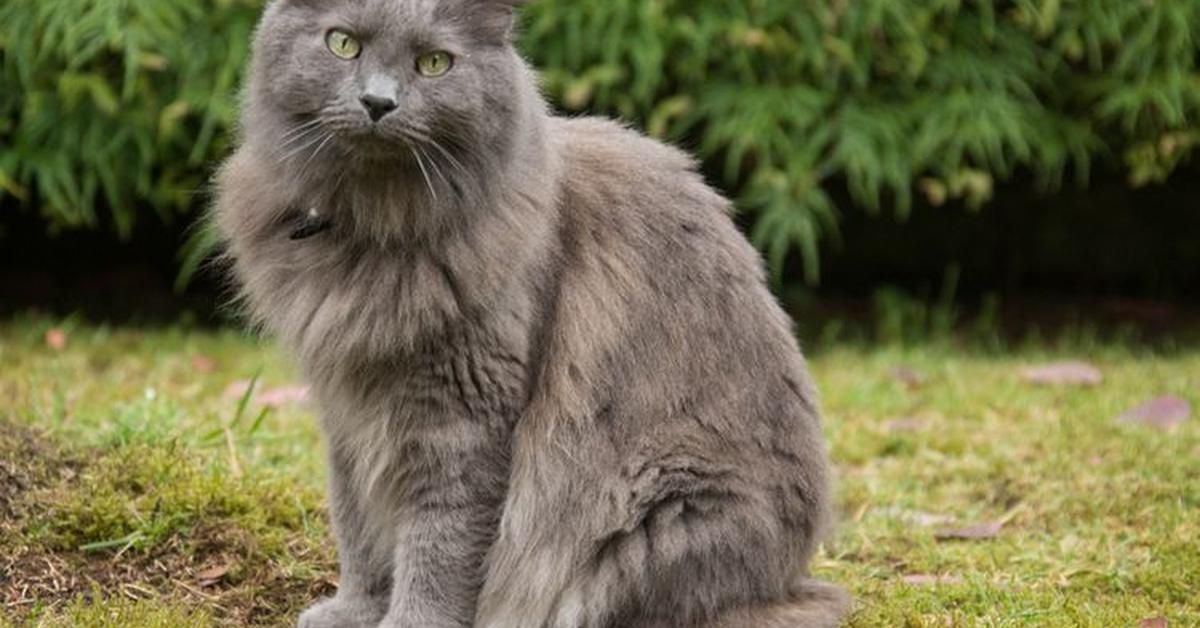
[300,442,392,628]
[378,427,508,628]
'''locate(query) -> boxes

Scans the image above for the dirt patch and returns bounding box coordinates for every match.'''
[0,423,336,626]
[0,422,80,520]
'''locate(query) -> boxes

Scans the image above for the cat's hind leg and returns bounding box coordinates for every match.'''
[546,484,845,628]
[696,580,848,628]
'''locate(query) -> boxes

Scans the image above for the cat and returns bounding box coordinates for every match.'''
[214,0,847,626]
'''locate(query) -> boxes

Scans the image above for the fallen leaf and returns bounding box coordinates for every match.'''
[196,564,231,587]
[224,380,252,399]
[1022,361,1102,386]
[901,574,963,586]
[885,417,928,433]
[1118,396,1190,430]
[190,355,217,373]
[909,512,955,528]
[257,385,311,409]
[45,328,68,351]
[223,381,310,408]
[889,367,927,389]
[876,506,954,528]
[1139,618,1168,628]
[935,521,1004,541]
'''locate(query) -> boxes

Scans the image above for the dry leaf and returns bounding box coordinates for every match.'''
[908,512,955,528]
[1118,396,1190,430]
[223,381,311,408]
[885,417,928,433]
[196,564,231,587]
[190,355,217,373]
[257,385,311,409]
[1022,361,1102,386]
[889,367,927,389]
[224,380,253,400]
[935,521,1004,541]
[1139,618,1168,628]
[901,574,963,586]
[876,506,954,528]
[45,328,68,351]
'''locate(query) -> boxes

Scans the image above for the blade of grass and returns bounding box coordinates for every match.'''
[229,369,263,430]
[248,406,271,437]
[80,531,146,553]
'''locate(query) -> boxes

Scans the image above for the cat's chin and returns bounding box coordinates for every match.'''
[338,133,417,164]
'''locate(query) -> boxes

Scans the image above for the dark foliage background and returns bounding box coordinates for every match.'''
[1,0,1197,319]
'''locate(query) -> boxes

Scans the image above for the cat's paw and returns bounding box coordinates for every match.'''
[298,597,382,628]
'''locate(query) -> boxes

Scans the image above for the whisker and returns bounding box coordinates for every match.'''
[278,118,323,143]
[297,133,335,179]
[270,121,325,158]
[410,146,438,202]
[425,137,468,176]
[419,145,451,190]
[277,130,329,164]
[332,167,350,195]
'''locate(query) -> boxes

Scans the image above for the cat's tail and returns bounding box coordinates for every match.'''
[703,579,849,628]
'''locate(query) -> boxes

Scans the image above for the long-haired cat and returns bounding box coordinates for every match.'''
[215,1,846,626]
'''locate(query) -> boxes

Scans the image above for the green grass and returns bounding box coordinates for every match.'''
[1,316,1197,626]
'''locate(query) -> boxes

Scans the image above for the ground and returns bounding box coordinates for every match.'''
[0,316,1196,627]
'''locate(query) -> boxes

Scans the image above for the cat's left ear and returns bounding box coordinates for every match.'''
[467,0,531,43]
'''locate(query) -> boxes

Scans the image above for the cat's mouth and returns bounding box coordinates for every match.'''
[335,125,423,162]
[331,129,405,161]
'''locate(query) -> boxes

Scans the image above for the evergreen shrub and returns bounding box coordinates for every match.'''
[2,0,1197,281]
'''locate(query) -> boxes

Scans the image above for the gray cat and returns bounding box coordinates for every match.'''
[215,0,846,626]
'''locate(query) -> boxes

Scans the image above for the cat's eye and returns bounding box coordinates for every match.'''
[416,51,454,77]
[326,30,361,60]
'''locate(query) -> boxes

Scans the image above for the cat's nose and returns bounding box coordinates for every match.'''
[360,94,398,122]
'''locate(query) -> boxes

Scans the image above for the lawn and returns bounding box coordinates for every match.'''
[1,317,1196,627]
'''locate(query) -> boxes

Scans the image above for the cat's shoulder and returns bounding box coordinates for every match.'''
[551,116,729,223]
[548,116,763,283]
[554,116,698,176]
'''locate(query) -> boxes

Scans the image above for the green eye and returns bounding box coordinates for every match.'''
[416,51,454,77]
[326,30,361,60]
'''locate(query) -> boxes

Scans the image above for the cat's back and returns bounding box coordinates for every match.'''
[541,115,814,427]
[551,116,766,291]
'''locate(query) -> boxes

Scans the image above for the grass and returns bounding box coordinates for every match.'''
[1,315,1197,626]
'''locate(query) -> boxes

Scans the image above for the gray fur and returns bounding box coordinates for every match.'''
[215,0,846,626]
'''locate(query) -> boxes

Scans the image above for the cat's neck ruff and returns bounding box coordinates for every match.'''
[228,109,564,373]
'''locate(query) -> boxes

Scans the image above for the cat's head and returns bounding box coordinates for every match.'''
[245,0,533,170]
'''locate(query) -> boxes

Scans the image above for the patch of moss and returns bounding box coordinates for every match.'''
[2,430,335,627]
[29,595,214,628]
[28,443,318,558]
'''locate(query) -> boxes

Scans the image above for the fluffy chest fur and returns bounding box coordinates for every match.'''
[215,134,561,509]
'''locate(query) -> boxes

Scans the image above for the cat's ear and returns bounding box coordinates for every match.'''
[465,0,531,43]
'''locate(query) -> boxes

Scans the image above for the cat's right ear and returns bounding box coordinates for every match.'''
[465,0,531,44]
